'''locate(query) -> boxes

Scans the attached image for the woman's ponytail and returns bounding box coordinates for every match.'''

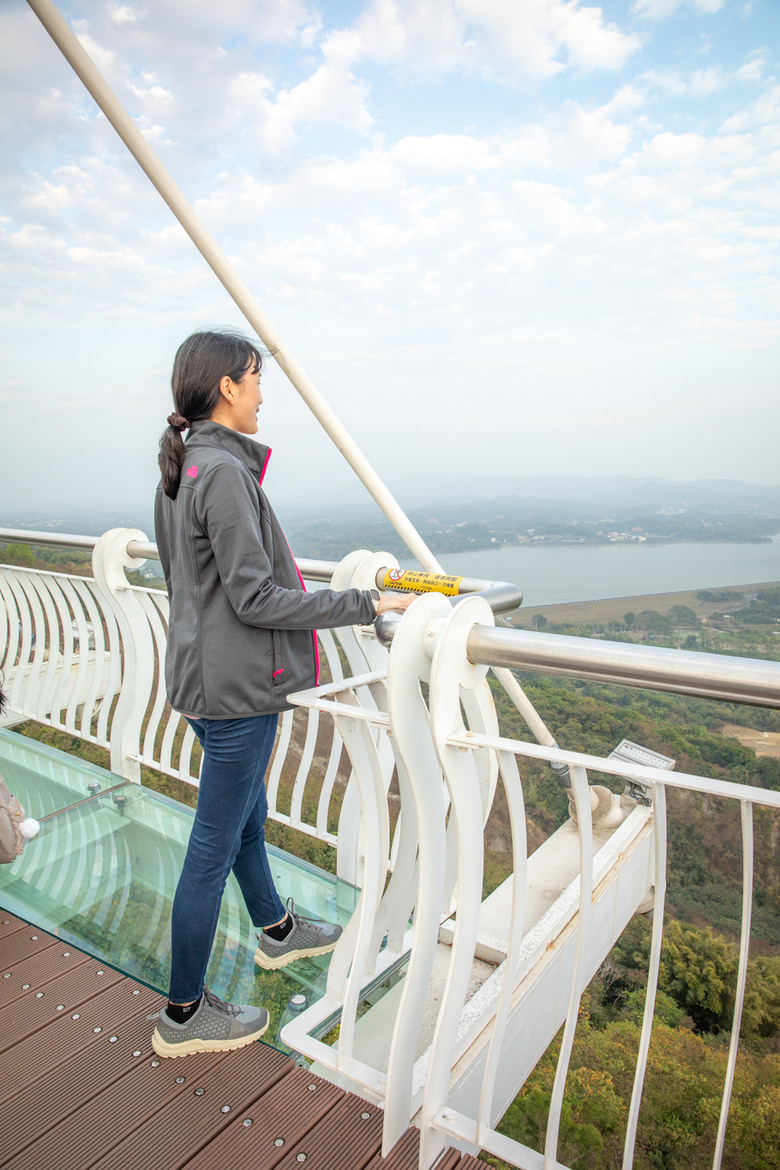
[158,414,191,499]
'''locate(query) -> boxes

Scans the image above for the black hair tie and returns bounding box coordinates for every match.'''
[167,413,190,433]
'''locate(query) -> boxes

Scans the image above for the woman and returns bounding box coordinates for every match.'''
[151,330,412,1058]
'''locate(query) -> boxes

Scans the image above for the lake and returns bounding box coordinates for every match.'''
[401,537,780,607]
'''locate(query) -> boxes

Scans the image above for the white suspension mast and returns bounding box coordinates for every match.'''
[26,0,444,574]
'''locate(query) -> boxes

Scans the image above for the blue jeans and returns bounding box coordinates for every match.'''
[168,713,286,1003]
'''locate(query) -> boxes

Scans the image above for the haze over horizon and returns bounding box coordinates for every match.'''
[1,0,778,517]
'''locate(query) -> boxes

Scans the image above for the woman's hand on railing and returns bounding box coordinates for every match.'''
[376,592,415,616]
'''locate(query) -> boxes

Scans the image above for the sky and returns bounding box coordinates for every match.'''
[1,0,778,523]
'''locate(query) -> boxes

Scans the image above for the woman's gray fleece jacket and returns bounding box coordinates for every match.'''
[154,420,376,718]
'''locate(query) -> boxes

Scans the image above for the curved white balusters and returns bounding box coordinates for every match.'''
[477,746,526,1141]
[132,587,171,758]
[713,799,754,1170]
[331,550,397,886]
[266,708,294,813]
[0,563,121,745]
[623,782,667,1168]
[543,762,594,1170]
[328,688,392,1069]
[418,595,496,1170]
[9,571,47,716]
[382,592,452,1154]
[91,588,122,747]
[60,575,97,735]
[92,536,391,882]
[440,679,499,920]
[314,628,349,843]
[3,534,380,878]
[26,571,68,721]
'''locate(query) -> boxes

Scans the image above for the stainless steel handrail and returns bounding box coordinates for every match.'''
[0,529,523,614]
[371,608,780,706]
[0,528,100,552]
[470,625,780,707]
[373,611,780,707]
[5,528,779,704]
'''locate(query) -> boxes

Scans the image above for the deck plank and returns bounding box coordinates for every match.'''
[0,987,164,1159]
[182,1062,347,1170]
[0,955,124,1055]
[0,921,60,965]
[271,1090,385,1170]
[0,978,161,1105]
[0,913,33,939]
[3,1030,256,1169]
[0,912,485,1170]
[91,1042,296,1170]
[0,938,91,1008]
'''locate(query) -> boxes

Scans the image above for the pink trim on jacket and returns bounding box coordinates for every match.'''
[285,535,320,687]
[259,446,272,485]
[260,447,319,686]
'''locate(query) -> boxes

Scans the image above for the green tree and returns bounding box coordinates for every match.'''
[1,542,36,567]
[497,1085,607,1169]
[638,609,673,634]
[659,921,737,1033]
[668,604,698,625]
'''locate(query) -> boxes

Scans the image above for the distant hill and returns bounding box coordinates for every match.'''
[4,477,780,539]
[385,476,780,513]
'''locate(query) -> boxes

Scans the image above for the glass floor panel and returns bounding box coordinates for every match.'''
[0,729,359,1052]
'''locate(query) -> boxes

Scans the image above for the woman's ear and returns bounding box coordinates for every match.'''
[219,374,234,402]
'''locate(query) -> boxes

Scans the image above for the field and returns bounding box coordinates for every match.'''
[510,579,780,627]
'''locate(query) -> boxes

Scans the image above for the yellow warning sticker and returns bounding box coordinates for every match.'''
[382,569,463,597]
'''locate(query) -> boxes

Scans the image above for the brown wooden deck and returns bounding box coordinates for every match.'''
[0,912,483,1170]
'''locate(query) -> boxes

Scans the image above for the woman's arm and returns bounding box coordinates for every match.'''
[196,463,410,629]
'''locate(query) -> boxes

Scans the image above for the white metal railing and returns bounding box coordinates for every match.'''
[284,592,780,1170]
[3,527,780,1170]
[0,529,401,885]
[0,528,518,888]
[0,559,122,750]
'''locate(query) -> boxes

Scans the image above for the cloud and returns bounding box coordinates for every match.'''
[734,57,764,83]
[275,64,374,134]
[391,133,494,173]
[114,0,322,44]
[548,0,642,71]
[720,82,780,132]
[540,100,634,171]
[109,6,139,27]
[1,0,778,508]
[221,62,374,157]
[632,0,725,18]
[641,60,765,99]
[324,0,641,83]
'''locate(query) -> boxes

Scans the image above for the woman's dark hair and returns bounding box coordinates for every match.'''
[0,678,6,718]
[158,330,263,499]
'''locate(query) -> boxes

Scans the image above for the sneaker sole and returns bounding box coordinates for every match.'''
[253,939,339,970]
[151,1016,269,1059]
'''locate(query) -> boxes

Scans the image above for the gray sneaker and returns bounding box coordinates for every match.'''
[151,986,269,1058]
[254,898,342,970]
